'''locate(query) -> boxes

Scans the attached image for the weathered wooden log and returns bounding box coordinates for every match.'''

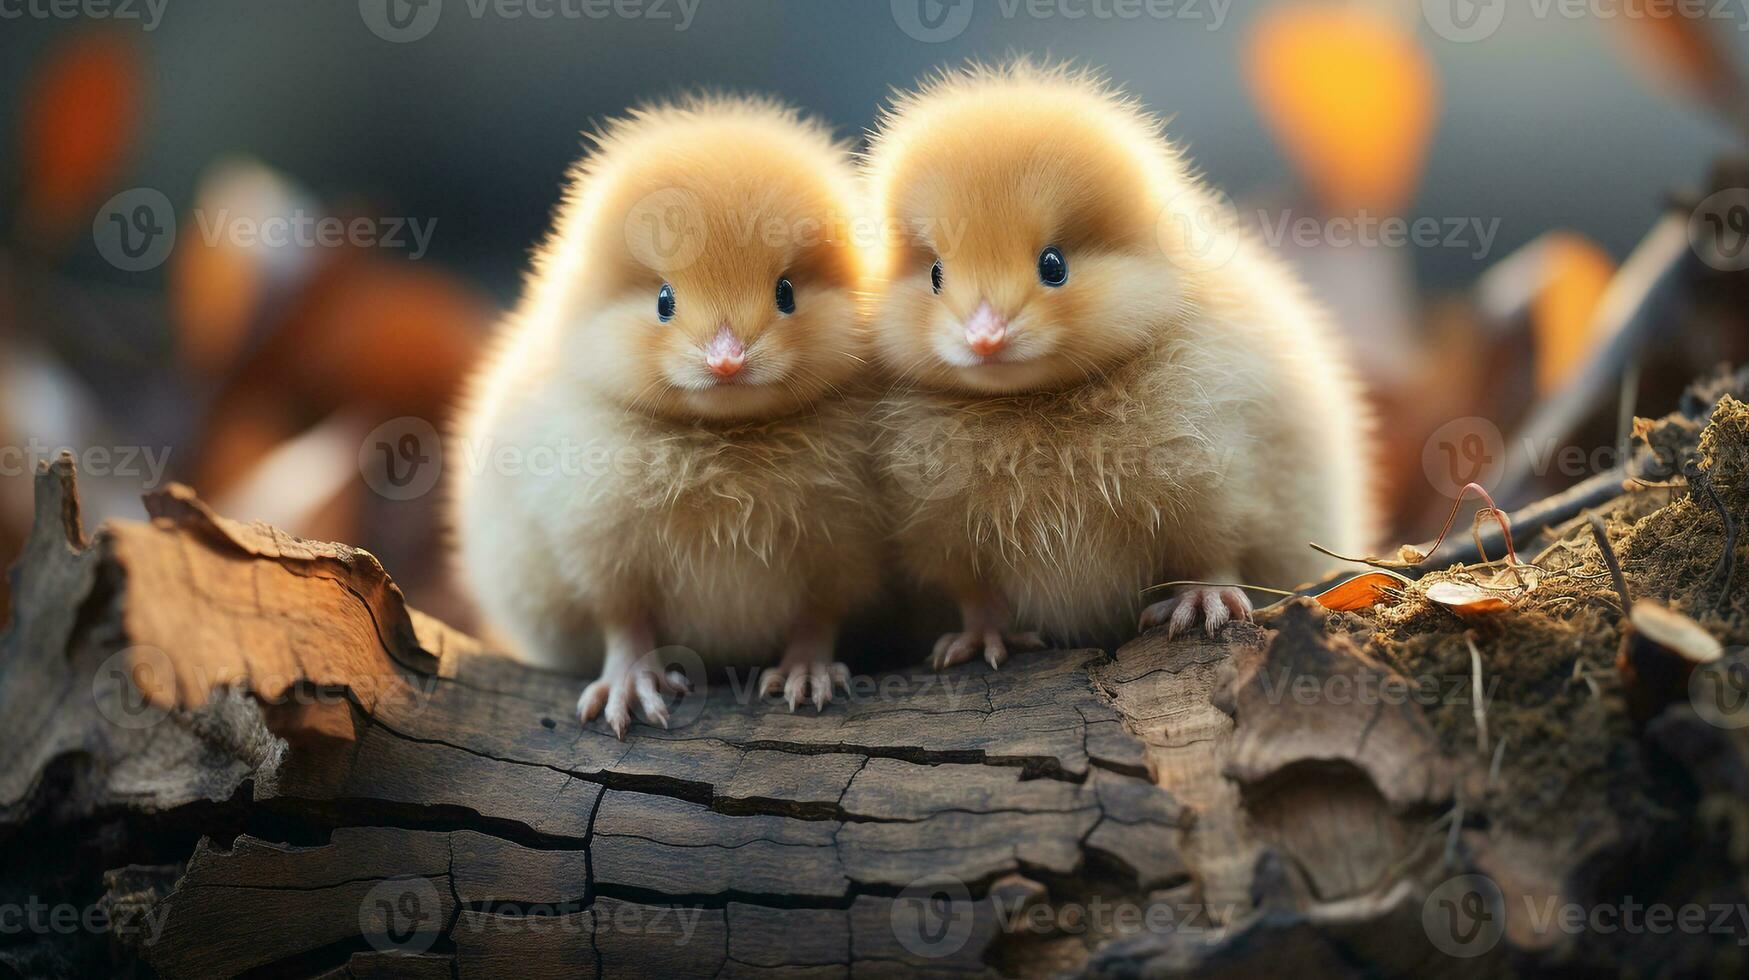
[2,400,1746,979]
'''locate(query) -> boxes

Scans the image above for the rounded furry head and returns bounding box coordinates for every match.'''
[864,61,1214,395]
[538,96,870,422]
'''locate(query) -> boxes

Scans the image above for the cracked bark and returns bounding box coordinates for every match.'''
[2,459,1202,978]
[5,416,1743,978]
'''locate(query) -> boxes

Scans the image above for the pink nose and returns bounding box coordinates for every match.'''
[706,326,745,379]
[963,301,1007,357]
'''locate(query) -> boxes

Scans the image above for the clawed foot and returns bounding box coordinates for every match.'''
[578,661,692,740]
[1139,586,1253,640]
[931,591,1045,671]
[759,660,851,712]
[931,628,1046,671]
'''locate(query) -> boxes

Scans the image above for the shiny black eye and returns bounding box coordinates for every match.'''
[775,278,796,315]
[930,259,943,294]
[1037,246,1067,287]
[657,282,675,322]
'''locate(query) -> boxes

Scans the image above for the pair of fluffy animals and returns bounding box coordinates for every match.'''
[451,63,1374,737]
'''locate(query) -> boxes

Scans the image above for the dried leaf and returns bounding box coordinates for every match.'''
[1425,580,1513,616]
[1312,571,1411,612]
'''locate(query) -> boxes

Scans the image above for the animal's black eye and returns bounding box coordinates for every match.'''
[657,283,676,322]
[930,259,943,294]
[1037,246,1067,287]
[775,278,796,315]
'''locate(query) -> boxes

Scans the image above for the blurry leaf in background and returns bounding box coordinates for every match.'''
[191,248,491,505]
[1475,231,1618,397]
[15,31,145,246]
[1530,233,1616,396]
[1243,2,1437,216]
[169,158,316,378]
[1607,8,1748,135]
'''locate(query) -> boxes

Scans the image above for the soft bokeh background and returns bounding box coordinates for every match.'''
[2,0,1746,629]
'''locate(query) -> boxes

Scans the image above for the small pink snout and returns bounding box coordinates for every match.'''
[963,301,1008,357]
[705,326,745,379]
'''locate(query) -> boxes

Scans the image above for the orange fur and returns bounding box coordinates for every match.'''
[865,62,1376,640]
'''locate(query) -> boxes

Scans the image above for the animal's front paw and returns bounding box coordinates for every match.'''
[930,629,1046,671]
[1139,586,1253,640]
[759,660,851,713]
[578,662,692,739]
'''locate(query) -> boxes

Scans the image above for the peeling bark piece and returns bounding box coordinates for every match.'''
[143,829,454,978]
[1225,600,1456,812]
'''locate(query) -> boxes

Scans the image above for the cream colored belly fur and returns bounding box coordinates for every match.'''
[454,384,882,670]
[875,329,1367,639]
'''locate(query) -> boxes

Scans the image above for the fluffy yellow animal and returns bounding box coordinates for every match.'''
[864,63,1375,668]
[450,97,882,736]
